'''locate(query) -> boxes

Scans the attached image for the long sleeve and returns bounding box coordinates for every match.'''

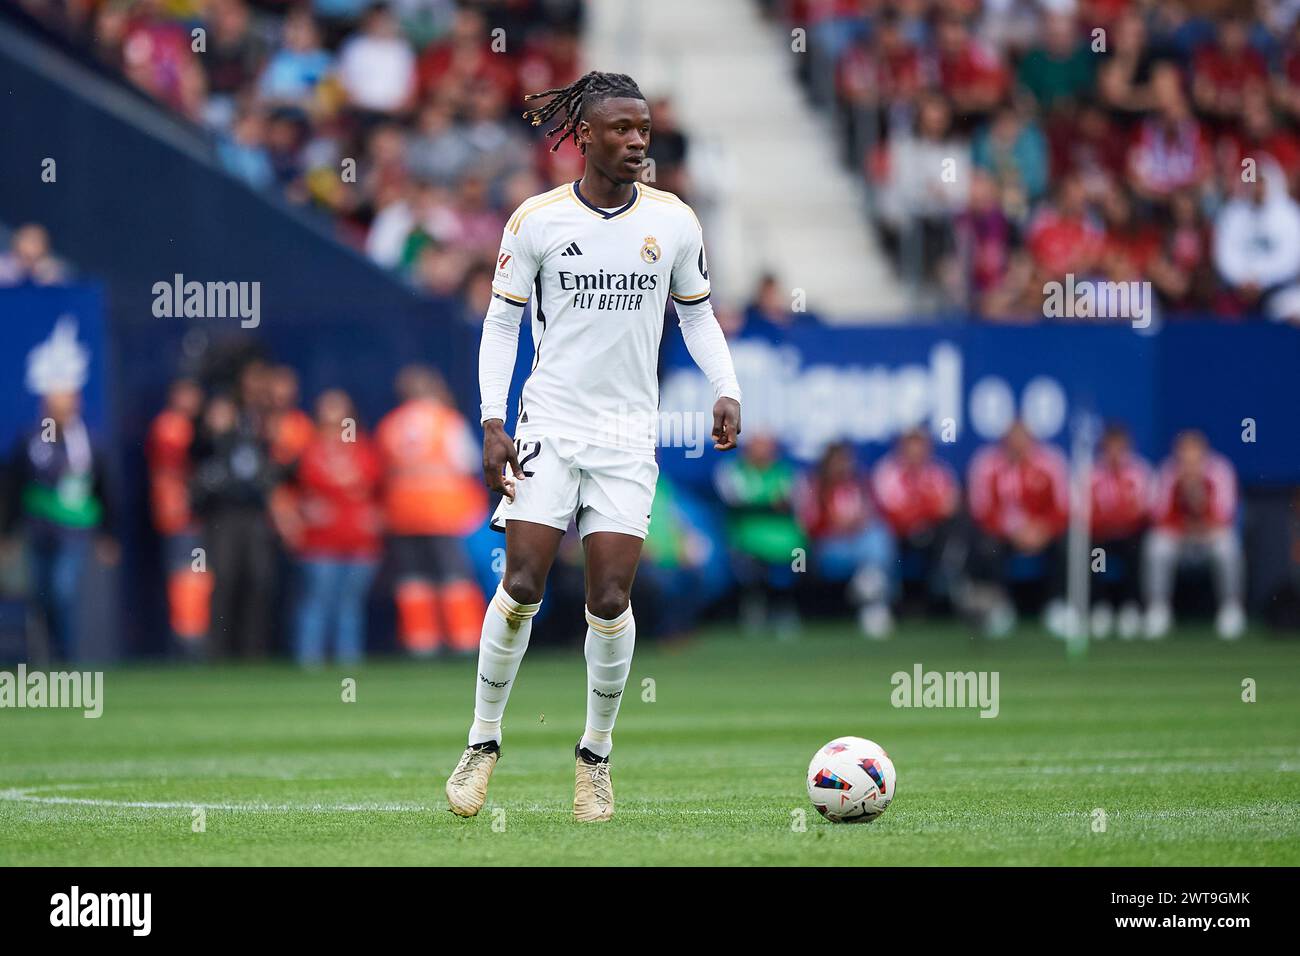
[478,296,523,424]
[676,298,742,403]
[480,201,542,424]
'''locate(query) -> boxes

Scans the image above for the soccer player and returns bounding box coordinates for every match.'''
[445,72,742,822]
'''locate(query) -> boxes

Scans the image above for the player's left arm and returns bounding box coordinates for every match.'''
[671,213,741,451]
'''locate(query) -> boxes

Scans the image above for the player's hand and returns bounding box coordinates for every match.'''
[712,398,741,451]
[483,419,524,500]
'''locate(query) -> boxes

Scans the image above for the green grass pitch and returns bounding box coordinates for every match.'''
[2,624,1297,866]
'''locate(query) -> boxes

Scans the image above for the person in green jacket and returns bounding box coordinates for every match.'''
[713,434,806,637]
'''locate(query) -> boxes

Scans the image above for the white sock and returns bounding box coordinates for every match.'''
[580,604,635,759]
[468,582,541,746]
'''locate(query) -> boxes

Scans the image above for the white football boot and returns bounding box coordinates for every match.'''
[573,744,614,822]
[446,741,500,817]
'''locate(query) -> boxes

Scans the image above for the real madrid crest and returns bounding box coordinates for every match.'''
[640,235,661,264]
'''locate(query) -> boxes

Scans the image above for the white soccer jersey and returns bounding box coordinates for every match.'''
[486,181,716,454]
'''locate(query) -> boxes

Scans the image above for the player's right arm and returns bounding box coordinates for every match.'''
[479,204,542,499]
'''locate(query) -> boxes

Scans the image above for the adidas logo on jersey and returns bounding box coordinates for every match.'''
[560,242,583,256]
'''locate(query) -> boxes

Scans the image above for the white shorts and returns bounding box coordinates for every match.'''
[490,435,659,539]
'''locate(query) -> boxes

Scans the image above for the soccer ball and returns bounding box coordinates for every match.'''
[806,736,896,824]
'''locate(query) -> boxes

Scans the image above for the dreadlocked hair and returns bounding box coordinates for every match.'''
[521,70,645,153]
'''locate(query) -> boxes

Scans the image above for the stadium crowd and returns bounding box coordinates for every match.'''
[14,0,698,304]
[771,0,1300,322]
[18,0,1300,322]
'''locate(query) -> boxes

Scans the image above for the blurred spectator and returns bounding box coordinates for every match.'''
[741,273,819,338]
[877,94,970,274]
[0,224,70,287]
[264,108,313,200]
[415,5,515,105]
[257,8,335,110]
[1221,86,1300,195]
[1125,63,1211,207]
[267,365,315,467]
[1046,101,1125,199]
[964,421,1069,636]
[872,427,960,609]
[1190,15,1268,124]
[935,13,1008,120]
[1025,172,1104,283]
[1148,188,1214,313]
[797,442,896,639]
[374,366,486,656]
[406,96,476,185]
[1096,10,1160,122]
[952,169,1017,311]
[837,10,924,163]
[644,96,692,200]
[972,103,1048,220]
[190,392,281,658]
[110,0,207,121]
[2,388,118,662]
[219,107,276,190]
[1098,182,1162,288]
[337,4,416,119]
[1144,430,1245,640]
[460,81,531,185]
[713,434,805,638]
[1015,10,1095,110]
[146,378,211,651]
[201,0,266,130]
[280,390,382,666]
[1213,158,1300,316]
[1088,423,1151,639]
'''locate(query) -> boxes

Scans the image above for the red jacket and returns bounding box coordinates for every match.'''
[1150,452,1237,533]
[1090,453,1151,540]
[145,408,194,535]
[797,474,876,540]
[292,434,383,559]
[968,442,1069,539]
[872,453,958,538]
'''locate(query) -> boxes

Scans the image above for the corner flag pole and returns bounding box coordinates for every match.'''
[1066,410,1099,659]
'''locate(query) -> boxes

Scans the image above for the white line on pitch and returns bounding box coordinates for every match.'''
[0,787,727,816]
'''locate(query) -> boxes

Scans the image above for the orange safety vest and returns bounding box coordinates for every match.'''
[375,399,487,536]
